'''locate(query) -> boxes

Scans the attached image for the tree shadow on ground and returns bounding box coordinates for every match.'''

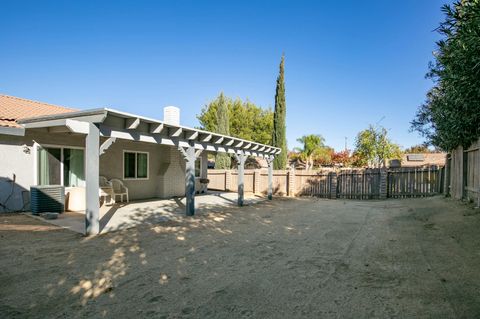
[0,194,288,318]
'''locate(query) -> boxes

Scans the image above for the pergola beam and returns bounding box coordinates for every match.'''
[187,131,199,140]
[125,118,140,130]
[170,127,183,137]
[98,125,279,159]
[202,134,212,142]
[19,108,281,157]
[150,123,164,134]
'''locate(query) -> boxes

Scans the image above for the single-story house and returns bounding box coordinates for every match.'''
[0,95,280,234]
[401,153,447,167]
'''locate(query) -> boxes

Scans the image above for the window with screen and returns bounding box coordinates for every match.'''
[37,146,85,187]
[124,151,149,179]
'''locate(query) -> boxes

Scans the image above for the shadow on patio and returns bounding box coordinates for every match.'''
[35,191,266,234]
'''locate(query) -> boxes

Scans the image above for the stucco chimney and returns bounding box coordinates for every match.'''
[163,106,180,126]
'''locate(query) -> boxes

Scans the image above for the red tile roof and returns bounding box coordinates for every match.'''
[0,95,77,128]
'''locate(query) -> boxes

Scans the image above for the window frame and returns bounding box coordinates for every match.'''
[195,158,202,178]
[34,143,85,187]
[123,150,149,180]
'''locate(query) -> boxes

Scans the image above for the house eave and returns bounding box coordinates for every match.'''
[16,107,282,156]
[0,125,25,136]
[18,108,108,125]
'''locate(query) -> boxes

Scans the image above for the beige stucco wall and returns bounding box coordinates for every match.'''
[98,139,190,199]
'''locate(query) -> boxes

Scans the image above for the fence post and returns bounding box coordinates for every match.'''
[225,170,232,191]
[444,154,450,196]
[254,169,261,194]
[288,167,295,197]
[379,169,388,199]
[329,171,337,199]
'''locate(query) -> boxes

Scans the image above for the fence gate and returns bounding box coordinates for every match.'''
[337,169,381,199]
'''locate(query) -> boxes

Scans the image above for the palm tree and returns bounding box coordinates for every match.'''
[294,134,329,170]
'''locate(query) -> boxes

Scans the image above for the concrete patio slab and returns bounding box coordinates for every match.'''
[26,191,265,234]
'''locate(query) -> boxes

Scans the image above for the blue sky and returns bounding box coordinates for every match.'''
[1,0,450,151]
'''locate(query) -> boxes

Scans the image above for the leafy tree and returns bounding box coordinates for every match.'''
[197,94,273,145]
[353,125,402,167]
[230,99,273,145]
[313,147,334,167]
[272,54,287,169]
[404,144,438,154]
[214,93,231,169]
[331,150,354,167]
[293,134,331,170]
[412,1,480,150]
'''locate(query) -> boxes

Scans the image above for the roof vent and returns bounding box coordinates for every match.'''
[407,154,425,161]
[163,106,180,126]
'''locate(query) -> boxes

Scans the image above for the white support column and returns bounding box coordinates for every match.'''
[85,123,100,235]
[267,156,274,200]
[178,142,200,216]
[235,152,246,206]
[200,152,208,179]
[185,146,195,216]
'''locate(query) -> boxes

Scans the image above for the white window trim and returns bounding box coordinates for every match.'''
[123,150,149,180]
[34,143,86,187]
[195,158,202,178]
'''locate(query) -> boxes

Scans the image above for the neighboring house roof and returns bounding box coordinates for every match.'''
[0,95,77,128]
[401,153,446,167]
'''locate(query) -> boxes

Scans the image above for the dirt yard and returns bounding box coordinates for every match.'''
[1,196,480,318]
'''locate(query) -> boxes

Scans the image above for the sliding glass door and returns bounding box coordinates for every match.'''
[38,147,61,185]
[37,146,85,187]
[64,148,85,187]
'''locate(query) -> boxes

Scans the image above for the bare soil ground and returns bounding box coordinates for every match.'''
[1,196,480,318]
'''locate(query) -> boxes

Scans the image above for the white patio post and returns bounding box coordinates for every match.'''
[185,146,196,216]
[178,142,201,216]
[267,156,274,200]
[85,123,100,235]
[235,151,246,206]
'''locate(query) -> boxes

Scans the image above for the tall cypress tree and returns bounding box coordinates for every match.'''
[272,54,287,169]
[215,93,231,169]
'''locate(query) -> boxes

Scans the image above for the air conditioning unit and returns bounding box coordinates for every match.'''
[30,185,65,215]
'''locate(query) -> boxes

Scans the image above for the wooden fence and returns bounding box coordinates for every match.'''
[208,166,444,199]
[387,167,444,198]
[447,138,480,205]
[337,169,381,199]
[297,172,332,198]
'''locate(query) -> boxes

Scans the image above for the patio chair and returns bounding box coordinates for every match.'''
[99,176,111,188]
[110,179,129,203]
[99,176,113,205]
